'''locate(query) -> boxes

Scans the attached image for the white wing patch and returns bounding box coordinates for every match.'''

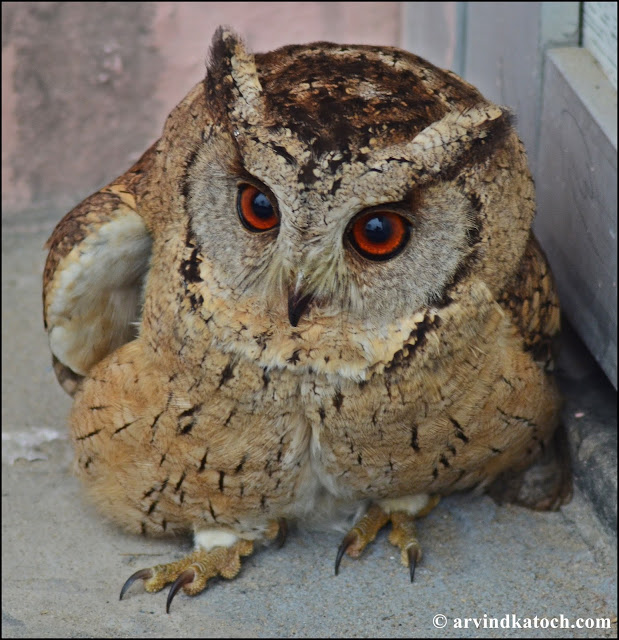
[47,210,152,375]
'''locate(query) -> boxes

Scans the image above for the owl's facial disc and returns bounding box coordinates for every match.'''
[233,178,416,326]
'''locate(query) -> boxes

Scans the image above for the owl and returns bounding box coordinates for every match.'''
[43,28,571,612]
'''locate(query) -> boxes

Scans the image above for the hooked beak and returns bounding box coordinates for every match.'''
[287,288,314,327]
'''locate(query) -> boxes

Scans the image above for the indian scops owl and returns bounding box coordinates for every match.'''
[43,28,570,612]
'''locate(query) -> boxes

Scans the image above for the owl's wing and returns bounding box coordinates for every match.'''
[491,234,571,510]
[497,233,561,371]
[43,144,157,395]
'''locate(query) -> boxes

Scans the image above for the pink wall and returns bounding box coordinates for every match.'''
[2,2,401,219]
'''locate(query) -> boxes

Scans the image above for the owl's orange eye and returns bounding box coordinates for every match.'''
[348,211,410,261]
[237,184,278,232]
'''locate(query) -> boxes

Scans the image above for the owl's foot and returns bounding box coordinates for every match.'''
[120,518,288,613]
[335,494,440,581]
[120,539,254,612]
[120,520,286,612]
[119,519,288,612]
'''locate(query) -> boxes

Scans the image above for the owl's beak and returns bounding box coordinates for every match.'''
[288,288,313,327]
[288,290,314,327]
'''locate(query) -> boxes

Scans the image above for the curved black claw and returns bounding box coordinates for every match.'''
[166,568,195,614]
[275,518,288,549]
[407,547,420,583]
[334,532,355,576]
[119,568,153,601]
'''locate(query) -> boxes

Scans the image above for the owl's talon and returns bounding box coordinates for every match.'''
[334,531,356,576]
[388,509,425,581]
[119,568,153,601]
[407,547,420,583]
[166,568,195,614]
[275,518,288,549]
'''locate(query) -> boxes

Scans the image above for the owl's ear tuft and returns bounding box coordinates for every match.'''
[205,26,264,126]
[405,104,517,185]
[208,27,243,64]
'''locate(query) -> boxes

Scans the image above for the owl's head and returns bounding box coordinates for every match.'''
[142,28,535,379]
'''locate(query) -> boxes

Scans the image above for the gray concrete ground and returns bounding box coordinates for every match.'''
[2,215,617,638]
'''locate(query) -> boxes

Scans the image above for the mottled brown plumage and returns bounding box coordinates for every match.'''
[43,28,568,610]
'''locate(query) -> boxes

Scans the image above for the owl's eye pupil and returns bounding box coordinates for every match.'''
[251,192,274,220]
[363,216,392,244]
[348,210,410,261]
[237,184,279,232]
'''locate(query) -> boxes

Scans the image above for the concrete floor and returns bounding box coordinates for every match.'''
[2,215,617,638]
